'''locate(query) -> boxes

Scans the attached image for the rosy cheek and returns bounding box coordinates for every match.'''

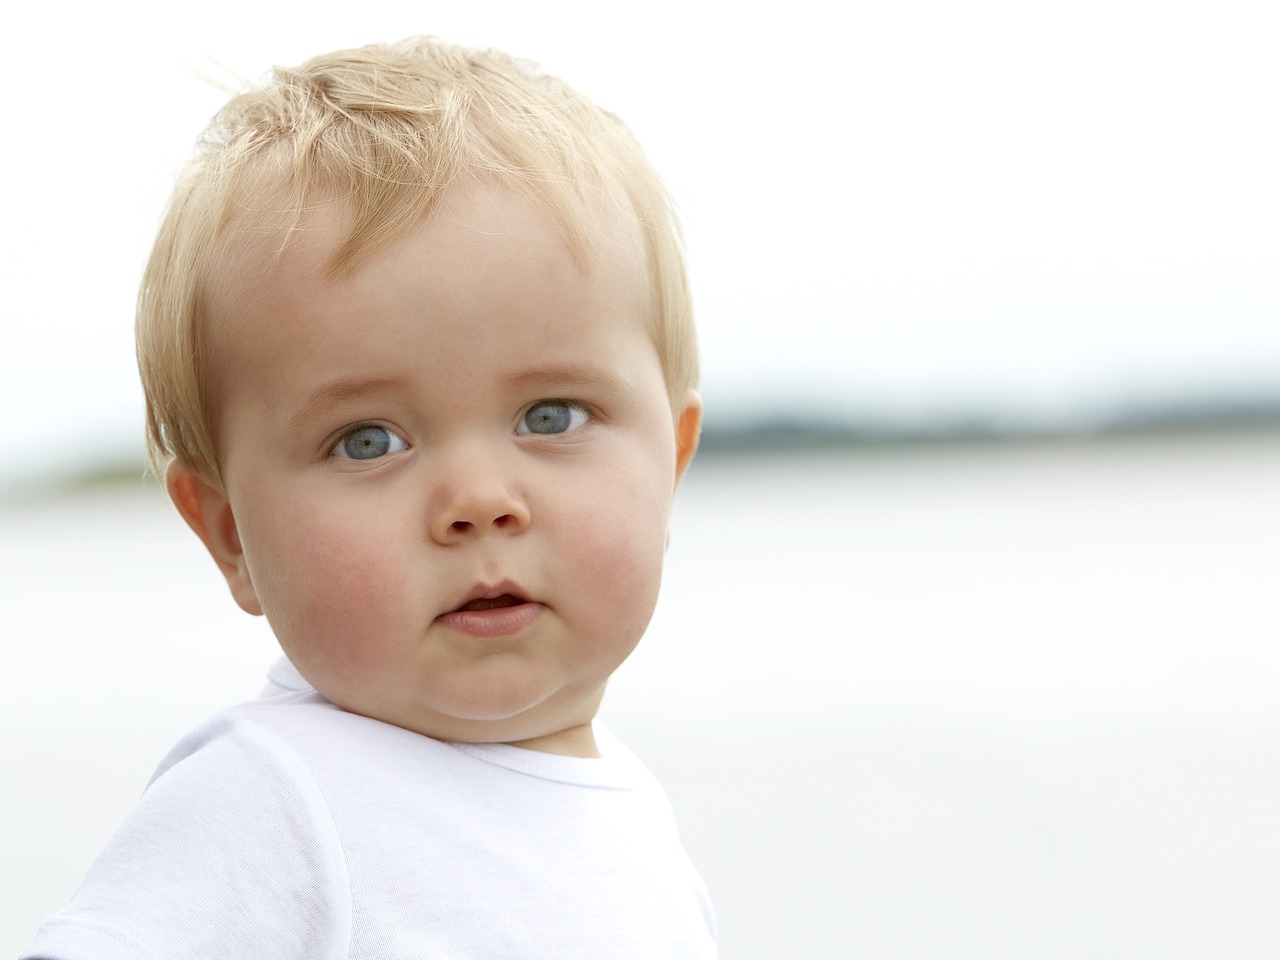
[577,506,668,607]
[260,521,405,650]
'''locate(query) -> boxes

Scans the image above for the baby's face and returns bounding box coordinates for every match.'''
[183,181,698,757]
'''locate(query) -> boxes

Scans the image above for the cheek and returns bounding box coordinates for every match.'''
[561,478,672,621]
[241,506,411,657]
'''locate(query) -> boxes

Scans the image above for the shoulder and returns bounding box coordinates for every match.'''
[21,704,353,960]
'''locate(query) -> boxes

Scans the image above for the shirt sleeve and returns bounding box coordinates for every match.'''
[20,715,352,960]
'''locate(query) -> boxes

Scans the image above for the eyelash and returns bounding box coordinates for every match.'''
[516,399,593,436]
[324,399,594,460]
[328,422,408,461]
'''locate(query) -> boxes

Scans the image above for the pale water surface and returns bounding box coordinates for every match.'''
[4,433,1279,958]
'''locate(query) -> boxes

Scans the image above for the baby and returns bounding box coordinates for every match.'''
[23,37,714,958]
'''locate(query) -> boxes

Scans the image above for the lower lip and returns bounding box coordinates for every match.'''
[435,602,544,638]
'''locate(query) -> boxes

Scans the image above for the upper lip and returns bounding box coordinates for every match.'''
[448,580,532,613]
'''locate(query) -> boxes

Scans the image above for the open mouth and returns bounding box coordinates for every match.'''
[455,593,525,612]
[439,586,542,638]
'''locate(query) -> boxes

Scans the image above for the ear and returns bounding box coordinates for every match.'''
[674,389,702,485]
[165,460,263,616]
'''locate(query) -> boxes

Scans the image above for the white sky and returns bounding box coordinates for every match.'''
[2,0,1277,484]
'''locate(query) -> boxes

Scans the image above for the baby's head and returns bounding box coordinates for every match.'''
[139,38,702,757]
[140,37,698,481]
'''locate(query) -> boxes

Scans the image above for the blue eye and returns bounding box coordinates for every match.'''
[517,401,589,436]
[332,424,408,460]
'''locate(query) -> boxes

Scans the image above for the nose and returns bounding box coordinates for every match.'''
[429,455,531,544]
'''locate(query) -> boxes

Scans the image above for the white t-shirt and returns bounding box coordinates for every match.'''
[23,658,718,959]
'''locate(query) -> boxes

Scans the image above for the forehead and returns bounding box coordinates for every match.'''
[203,178,650,331]
[199,179,655,396]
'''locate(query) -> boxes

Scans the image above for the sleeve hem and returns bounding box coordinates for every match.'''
[20,915,166,960]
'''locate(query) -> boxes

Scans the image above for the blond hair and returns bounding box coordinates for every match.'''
[137,36,697,483]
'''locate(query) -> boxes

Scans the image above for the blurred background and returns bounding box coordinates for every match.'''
[3,1,1278,957]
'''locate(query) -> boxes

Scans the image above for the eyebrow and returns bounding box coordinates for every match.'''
[285,364,630,432]
[286,376,408,432]
[504,363,631,394]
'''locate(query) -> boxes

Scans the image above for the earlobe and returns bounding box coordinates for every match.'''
[674,389,703,484]
[165,461,263,616]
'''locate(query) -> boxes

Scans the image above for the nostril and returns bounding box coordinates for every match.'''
[441,510,525,539]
